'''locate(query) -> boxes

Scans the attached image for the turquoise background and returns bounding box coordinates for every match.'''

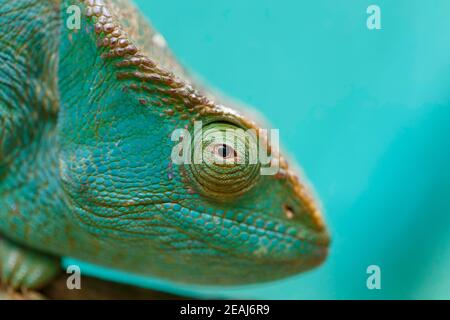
[65,0,450,299]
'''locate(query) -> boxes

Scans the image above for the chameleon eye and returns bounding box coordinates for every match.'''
[214,143,236,159]
[187,122,260,199]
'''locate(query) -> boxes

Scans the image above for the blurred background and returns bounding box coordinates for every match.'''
[65,0,450,299]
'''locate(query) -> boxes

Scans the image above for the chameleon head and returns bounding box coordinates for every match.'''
[58,0,329,285]
[164,108,331,284]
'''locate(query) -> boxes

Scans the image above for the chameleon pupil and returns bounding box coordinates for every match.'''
[218,144,230,158]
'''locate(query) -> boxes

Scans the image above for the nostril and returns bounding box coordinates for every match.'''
[283,204,295,219]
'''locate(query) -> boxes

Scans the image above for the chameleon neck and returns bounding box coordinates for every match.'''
[0,0,103,262]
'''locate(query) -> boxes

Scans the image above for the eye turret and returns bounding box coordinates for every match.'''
[187,122,261,200]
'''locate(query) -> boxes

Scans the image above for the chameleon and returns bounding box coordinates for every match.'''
[0,0,329,292]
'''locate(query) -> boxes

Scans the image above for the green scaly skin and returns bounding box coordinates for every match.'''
[0,0,329,291]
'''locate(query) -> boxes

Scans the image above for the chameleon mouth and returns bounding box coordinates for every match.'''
[218,223,330,284]
[158,201,330,268]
